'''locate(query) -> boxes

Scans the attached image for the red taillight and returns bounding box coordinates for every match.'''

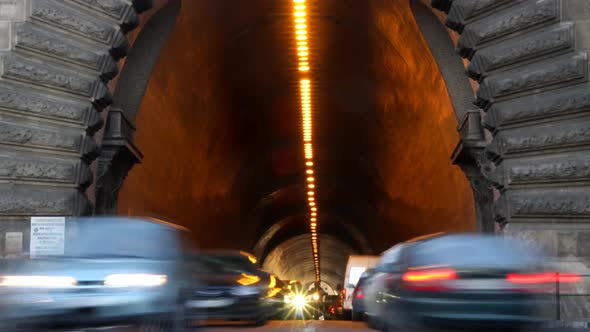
[402,268,458,282]
[401,268,457,291]
[559,273,582,283]
[355,287,364,299]
[330,306,335,314]
[507,272,581,284]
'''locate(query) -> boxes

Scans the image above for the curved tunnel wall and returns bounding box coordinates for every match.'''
[366,0,476,251]
[117,0,245,249]
[114,0,476,283]
[262,234,357,288]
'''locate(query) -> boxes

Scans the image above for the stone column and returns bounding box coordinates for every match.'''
[95,108,143,215]
[452,110,496,233]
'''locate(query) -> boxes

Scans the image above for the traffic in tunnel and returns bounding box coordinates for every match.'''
[115,0,476,290]
[1,0,588,330]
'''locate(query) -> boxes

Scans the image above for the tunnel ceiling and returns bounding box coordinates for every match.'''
[117,0,476,284]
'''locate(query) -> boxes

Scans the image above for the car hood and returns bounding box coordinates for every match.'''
[194,274,259,288]
[0,257,165,282]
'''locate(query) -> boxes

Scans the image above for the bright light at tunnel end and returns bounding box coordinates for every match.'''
[293,0,320,282]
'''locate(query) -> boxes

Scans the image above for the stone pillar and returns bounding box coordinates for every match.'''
[95,109,143,215]
[452,110,496,233]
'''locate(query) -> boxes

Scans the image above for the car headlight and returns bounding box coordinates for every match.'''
[312,292,320,301]
[0,276,76,287]
[284,295,292,303]
[230,285,259,296]
[104,274,167,287]
[292,295,306,309]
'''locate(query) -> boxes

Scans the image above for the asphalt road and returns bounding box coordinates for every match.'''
[41,320,589,332]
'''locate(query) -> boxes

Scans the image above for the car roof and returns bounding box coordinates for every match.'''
[68,216,189,232]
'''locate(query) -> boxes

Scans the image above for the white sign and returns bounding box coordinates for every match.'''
[30,217,65,258]
[5,232,22,254]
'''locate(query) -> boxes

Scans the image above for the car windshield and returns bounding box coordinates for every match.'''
[195,255,258,275]
[61,218,181,260]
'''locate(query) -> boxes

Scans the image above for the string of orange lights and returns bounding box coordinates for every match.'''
[293,0,320,283]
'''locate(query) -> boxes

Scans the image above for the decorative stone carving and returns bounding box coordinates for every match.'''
[0,87,88,122]
[451,110,496,232]
[446,0,514,31]
[468,23,574,80]
[0,158,76,182]
[0,0,149,222]
[76,0,140,33]
[2,55,92,95]
[14,25,119,80]
[484,85,590,130]
[457,0,559,58]
[476,53,587,109]
[15,25,101,67]
[486,123,590,161]
[511,191,590,217]
[80,135,100,161]
[510,159,590,183]
[95,109,142,214]
[32,0,115,44]
[490,157,590,189]
[72,0,130,20]
[0,185,91,215]
[0,122,80,151]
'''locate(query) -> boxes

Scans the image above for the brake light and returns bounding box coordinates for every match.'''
[402,268,457,282]
[355,287,364,299]
[401,268,457,292]
[506,272,581,284]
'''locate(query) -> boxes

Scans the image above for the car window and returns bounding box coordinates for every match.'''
[63,219,182,259]
[408,235,542,268]
[193,255,257,275]
[379,244,404,272]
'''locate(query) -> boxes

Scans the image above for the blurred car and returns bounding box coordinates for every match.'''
[322,295,342,319]
[0,217,193,331]
[365,233,575,332]
[351,268,374,321]
[181,250,272,326]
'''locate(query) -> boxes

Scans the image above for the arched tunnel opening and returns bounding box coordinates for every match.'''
[113,0,477,288]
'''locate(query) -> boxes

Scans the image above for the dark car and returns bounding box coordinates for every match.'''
[365,234,572,332]
[351,268,374,321]
[181,250,272,326]
[322,295,341,320]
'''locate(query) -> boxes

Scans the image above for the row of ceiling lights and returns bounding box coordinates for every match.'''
[293,0,320,282]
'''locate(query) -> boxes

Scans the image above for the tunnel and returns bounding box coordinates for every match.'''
[113,0,476,288]
[1,0,586,290]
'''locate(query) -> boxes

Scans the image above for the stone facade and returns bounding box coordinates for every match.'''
[431,0,590,269]
[0,0,150,256]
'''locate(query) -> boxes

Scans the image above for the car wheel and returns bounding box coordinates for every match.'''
[366,315,383,330]
[351,310,363,321]
[254,317,267,326]
[139,316,174,332]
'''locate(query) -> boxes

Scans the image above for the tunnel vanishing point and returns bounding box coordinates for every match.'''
[0,0,589,287]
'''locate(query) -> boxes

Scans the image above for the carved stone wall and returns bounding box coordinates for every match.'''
[431,0,590,266]
[0,0,150,257]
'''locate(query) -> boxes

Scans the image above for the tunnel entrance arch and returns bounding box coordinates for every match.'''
[0,0,585,277]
